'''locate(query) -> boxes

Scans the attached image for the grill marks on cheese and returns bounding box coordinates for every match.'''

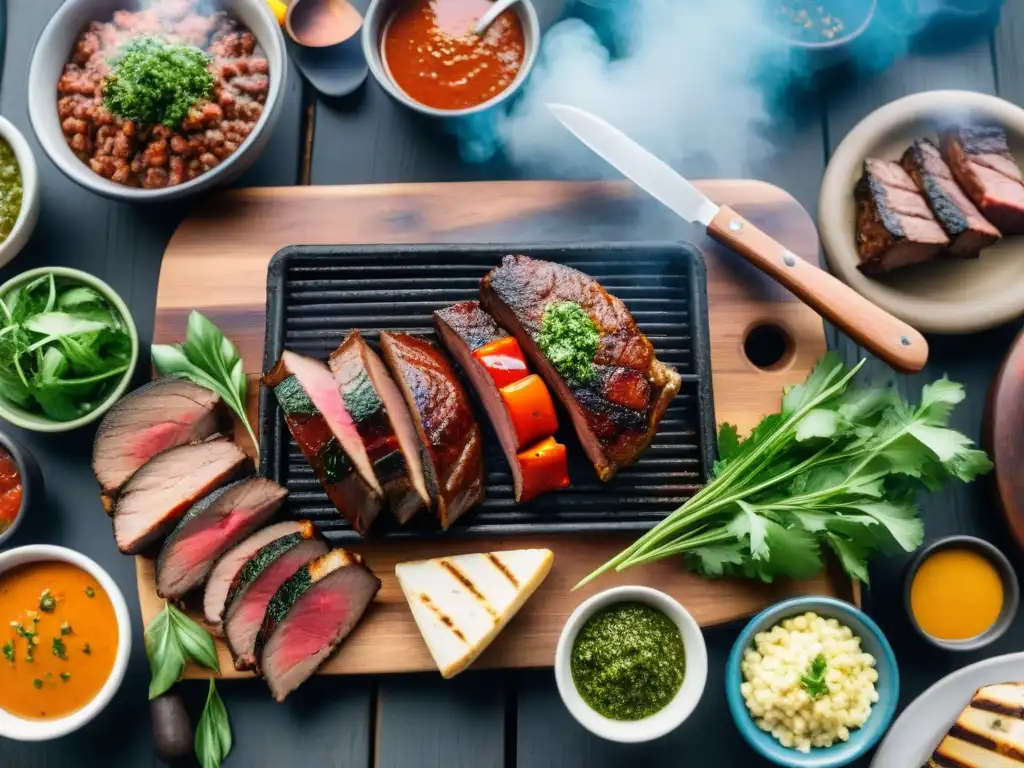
[927,683,1024,768]
[396,549,553,678]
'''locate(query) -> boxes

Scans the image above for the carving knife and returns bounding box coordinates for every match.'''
[547,103,928,374]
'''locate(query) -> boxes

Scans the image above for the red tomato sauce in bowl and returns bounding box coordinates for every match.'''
[0,450,22,534]
[382,0,525,111]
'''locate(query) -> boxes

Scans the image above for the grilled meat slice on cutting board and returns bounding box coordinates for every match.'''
[264,350,383,535]
[256,549,381,701]
[379,332,485,529]
[434,302,569,503]
[222,521,329,670]
[926,683,1024,767]
[901,138,1001,257]
[155,477,287,599]
[855,158,950,273]
[112,439,251,555]
[480,255,681,482]
[329,331,430,524]
[92,377,229,511]
[941,126,1024,234]
[204,520,307,632]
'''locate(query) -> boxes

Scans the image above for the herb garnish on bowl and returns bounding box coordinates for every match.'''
[102,36,215,128]
[0,273,132,421]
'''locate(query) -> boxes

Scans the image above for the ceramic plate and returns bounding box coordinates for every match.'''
[819,90,1024,334]
[870,652,1024,767]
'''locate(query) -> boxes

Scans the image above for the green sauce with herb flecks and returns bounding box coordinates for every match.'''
[0,138,22,243]
[536,301,599,384]
[570,602,685,721]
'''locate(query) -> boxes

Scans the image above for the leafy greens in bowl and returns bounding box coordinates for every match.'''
[0,268,138,431]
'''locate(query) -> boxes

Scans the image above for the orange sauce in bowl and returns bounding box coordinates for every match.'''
[0,562,118,720]
[910,548,1004,641]
[383,0,526,110]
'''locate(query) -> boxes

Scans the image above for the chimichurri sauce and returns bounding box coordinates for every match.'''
[0,138,21,243]
[570,602,685,721]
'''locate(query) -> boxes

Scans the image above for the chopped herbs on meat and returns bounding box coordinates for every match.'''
[102,37,215,129]
[537,301,599,383]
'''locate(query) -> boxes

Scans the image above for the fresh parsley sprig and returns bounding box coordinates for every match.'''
[576,353,993,589]
[152,311,258,459]
[800,654,828,700]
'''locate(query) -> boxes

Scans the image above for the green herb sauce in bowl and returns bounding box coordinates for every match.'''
[0,268,138,432]
[571,602,686,720]
[0,138,23,244]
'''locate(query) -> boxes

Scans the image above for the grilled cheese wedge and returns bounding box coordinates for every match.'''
[927,683,1024,767]
[395,549,553,678]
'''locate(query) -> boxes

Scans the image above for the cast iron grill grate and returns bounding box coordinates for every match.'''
[260,243,716,541]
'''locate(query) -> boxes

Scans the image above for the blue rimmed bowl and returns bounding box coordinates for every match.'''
[726,596,899,768]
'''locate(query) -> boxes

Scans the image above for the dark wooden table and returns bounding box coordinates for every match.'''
[2,1,1024,765]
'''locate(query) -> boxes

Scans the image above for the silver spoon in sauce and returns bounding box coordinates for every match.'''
[473,0,523,35]
[285,0,368,98]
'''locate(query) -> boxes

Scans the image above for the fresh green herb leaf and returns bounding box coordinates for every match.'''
[576,356,992,589]
[32,678,42,689]
[82,643,91,655]
[800,654,828,699]
[60,622,72,636]
[39,589,56,613]
[52,637,67,660]
[102,36,215,128]
[2,641,13,663]
[85,586,95,598]
[144,603,220,700]
[60,672,71,682]
[195,679,232,768]
[152,311,258,458]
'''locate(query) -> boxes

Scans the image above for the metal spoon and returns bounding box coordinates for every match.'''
[286,0,364,48]
[474,0,522,35]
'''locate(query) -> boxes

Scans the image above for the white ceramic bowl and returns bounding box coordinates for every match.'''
[27,0,286,203]
[0,545,132,741]
[554,586,708,743]
[0,117,40,268]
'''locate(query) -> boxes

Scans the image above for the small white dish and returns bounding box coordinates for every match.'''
[0,545,132,741]
[554,585,708,743]
[0,117,40,269]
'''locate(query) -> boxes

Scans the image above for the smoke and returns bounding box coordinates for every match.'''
[490,0,787,178]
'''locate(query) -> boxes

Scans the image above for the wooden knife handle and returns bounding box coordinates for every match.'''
[708,205,928,374]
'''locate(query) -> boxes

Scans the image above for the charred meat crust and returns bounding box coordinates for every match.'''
[379,332,485,529]
[940,126,1024,235]
[479,255,680,481]
[434,302,506,352]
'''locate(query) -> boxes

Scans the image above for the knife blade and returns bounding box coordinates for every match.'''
[546,102,929,374]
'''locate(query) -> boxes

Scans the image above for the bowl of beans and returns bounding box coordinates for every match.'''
[725,596,898,768]
[27,0,286,201]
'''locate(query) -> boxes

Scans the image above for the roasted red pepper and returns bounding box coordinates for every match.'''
[473,337,530,389]
[517,437,570,503]
[500,374,559,449]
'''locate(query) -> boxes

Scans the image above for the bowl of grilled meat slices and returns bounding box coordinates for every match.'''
[819,90,1024,334]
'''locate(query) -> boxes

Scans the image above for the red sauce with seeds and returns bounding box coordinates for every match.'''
[0,451,22,534]
[382,0,525,111]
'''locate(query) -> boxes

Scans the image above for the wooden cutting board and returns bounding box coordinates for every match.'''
[140,179,850,678]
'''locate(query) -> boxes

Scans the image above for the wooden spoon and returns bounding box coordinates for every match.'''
[286,0,363,48]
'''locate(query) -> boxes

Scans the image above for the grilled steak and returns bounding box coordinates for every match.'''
[155,477,287,599]
[112,439,251,554]
[264,351,383,535]
[941,126,1024,234]
[329,331,430,524]
[379,332,485,529]
[203,520,307,632]
[926,683,1024,767]
[480,255,681,481]
[855,158,949,273]
[901,138,1001,256]
[256,549,381,701]
[92,377,228,510]
[435,302,569,503]
[222,521,329,670]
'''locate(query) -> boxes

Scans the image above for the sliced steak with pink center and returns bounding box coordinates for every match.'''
[92,377,228,509]
[941,126,1024,234]
[223,523,329,670]
[329,331,430,524]
[264,351,383,534]
[155,477,288,599]
[112,439,251,554]
[204,520,307,632]
[256,549,381,701]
